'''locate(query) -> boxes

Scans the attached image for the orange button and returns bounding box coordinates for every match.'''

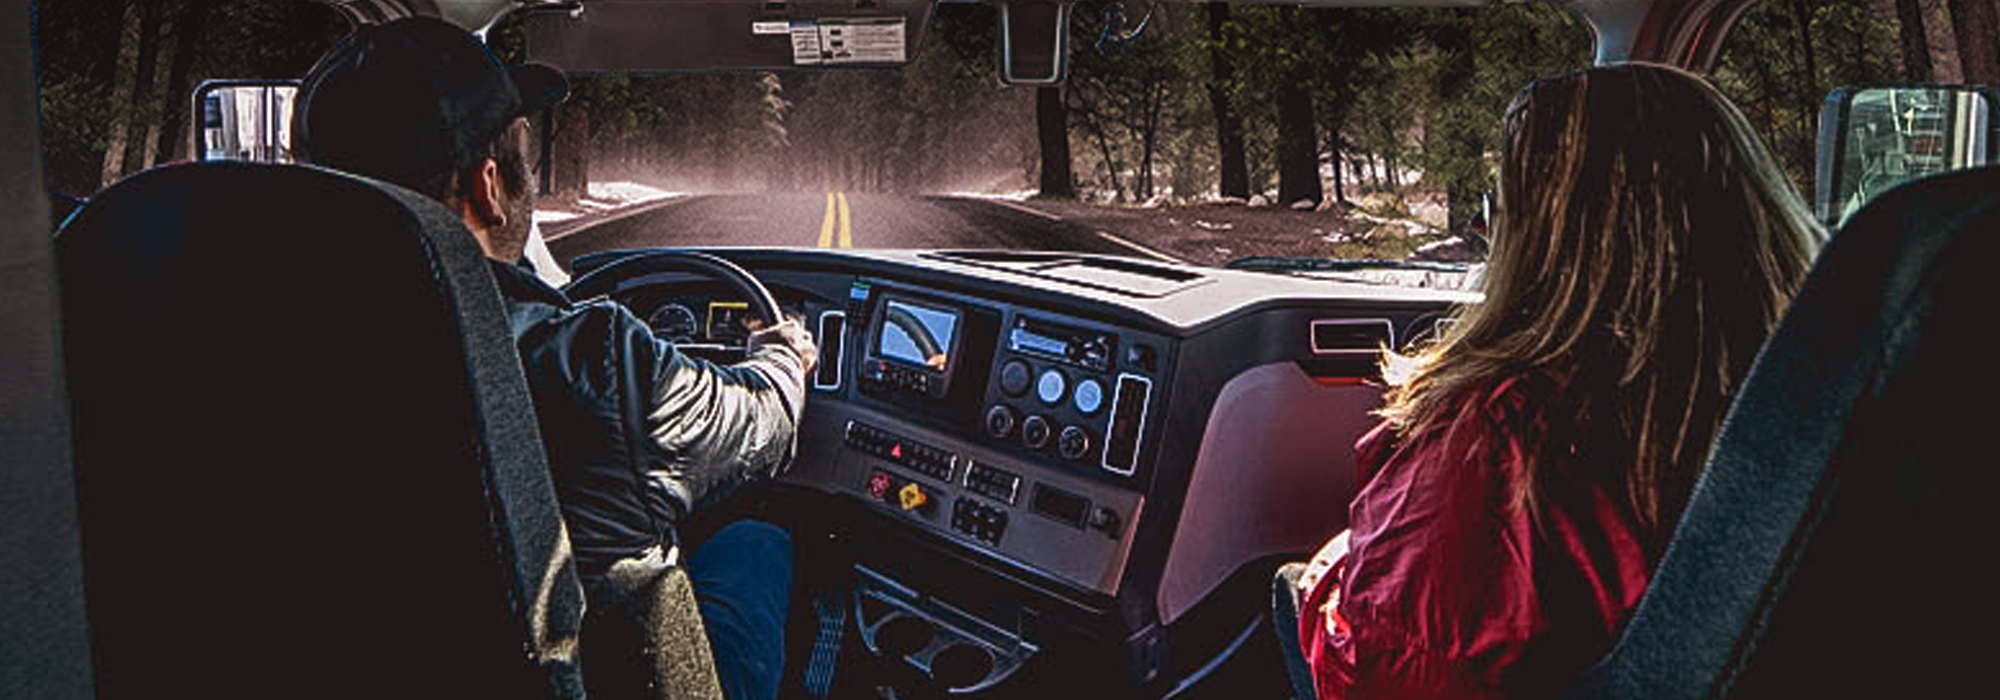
[898,483,928,511]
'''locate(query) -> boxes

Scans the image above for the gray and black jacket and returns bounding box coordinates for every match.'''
[488,259,807,581]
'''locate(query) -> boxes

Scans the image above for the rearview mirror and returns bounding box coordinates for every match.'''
[1000,1,1072,85]
[1816,84,2000,227]
[524,0,935,73]
[194,80,299,164]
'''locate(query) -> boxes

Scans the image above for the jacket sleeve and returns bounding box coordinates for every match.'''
[629,314,809,522]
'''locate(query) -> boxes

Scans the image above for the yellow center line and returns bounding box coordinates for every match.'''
[817,191,836,248]
[837,192,853,248]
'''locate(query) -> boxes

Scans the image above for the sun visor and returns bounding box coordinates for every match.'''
[524,0,936,73]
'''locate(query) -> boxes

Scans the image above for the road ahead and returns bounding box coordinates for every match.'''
[545,192,1146,267]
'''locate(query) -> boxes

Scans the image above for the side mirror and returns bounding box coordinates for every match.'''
[1816,84,2000,227]
[999,1,1071,86]
[194,80,300,164]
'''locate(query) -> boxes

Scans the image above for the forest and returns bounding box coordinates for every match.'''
[33,0,2000,236]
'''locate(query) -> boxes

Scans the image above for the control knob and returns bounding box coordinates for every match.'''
[999,360,1032,397]
[1021,415,1053,450]
[1058,425,1092,460]
[984,404,1018,439]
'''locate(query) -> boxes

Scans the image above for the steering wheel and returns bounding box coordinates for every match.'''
[564,249,798,476]
[562,249,783,329]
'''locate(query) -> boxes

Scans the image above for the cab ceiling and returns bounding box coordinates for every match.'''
[310,0,1762,72]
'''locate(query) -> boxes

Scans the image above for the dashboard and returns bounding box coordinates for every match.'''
[591,248,1474,694]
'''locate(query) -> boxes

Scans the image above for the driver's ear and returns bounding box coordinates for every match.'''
[464,157,509,230]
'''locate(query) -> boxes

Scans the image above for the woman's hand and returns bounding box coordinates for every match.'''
[1299,529,1350,595]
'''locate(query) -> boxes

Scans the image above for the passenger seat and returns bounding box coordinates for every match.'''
[1564,165,2000,698]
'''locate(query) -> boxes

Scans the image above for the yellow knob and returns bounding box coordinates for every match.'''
[898,483,928,511]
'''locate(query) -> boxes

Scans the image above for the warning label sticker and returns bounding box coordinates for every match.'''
[790,18,907,65]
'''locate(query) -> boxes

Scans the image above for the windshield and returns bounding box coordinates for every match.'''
[34,0,1960,274]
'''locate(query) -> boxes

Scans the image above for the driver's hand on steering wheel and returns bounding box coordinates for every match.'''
[747,318,818,376]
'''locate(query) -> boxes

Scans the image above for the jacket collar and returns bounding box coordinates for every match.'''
[487,257,572,308]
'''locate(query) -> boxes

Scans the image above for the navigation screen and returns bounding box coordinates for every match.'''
[878,299,959,372]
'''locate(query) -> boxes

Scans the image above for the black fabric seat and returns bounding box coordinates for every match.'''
[1565,166,2000,698]
[56,162,588,698]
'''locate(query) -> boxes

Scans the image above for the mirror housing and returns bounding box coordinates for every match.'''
[1816,84,2000,227]
[999,1,1071,86]
[194,80,300,164]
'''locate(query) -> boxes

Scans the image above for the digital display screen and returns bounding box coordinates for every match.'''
[1032,484,1089,528]
[877,299,959,372]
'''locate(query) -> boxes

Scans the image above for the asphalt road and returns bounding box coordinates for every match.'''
[545,192,1141,269]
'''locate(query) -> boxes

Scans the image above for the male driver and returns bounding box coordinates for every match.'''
[292,17,815,700]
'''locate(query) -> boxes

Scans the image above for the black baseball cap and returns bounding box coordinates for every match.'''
[294,16,568,192]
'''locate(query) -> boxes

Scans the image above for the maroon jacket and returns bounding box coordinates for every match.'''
[1302,379,1653,699]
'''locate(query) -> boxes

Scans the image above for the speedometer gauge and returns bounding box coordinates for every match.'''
[647,303,700,343]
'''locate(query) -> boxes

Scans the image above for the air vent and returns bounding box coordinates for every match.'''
[1310,319,1393,356]
[815,310,847,391]
[1103,373,1152,476]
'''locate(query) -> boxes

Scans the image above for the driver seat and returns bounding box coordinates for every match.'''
[1563,165,2000,697]
[54,162,715,698]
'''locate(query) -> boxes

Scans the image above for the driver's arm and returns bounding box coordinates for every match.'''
[639,319,817,521]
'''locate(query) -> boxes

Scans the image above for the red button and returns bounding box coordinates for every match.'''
[891,444,903,459]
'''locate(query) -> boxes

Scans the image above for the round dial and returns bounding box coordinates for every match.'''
[1021,415,1053,450]
[647,303,700,343]
[1073,378,1105,415]
[984,404,1018,439]
[1058,426,1092,460]
[999,360,1032,397]
[1036,368,1067,406]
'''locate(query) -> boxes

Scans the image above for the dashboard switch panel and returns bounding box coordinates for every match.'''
[952,498,1009,545]
[963,462,1022,505]
[847,421,958,482]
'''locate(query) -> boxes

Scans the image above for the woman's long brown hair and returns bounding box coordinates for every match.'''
[1378,63,1823,549]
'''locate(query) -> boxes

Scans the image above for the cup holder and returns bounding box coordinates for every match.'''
[875,614,936,659]
[930,644,996,690]
[855,572,1034,695]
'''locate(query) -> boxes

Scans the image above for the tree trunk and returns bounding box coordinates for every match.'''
[1948,0,2000,86]
[1276,81,1320,207]
[1139,84,1161,200]
[1328,130,1346,207]
[1923,0,1963,82]
[550,101,589,200]
[100,2,144,188]
[138,8,180,170]
[1886,0,1928,81]
[1206,3,1249,199]
[1036,86,1074,198]
[158,1,208,165]
[1790,0,1821,174]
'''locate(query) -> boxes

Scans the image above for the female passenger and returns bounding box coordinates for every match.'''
[1274,63,1824,699]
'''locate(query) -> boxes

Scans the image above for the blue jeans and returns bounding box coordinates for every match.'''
[687,520,794,700]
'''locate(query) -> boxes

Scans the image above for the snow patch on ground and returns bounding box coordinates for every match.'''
[588,181,681,206]
[1351,210,1441,236]
[534,181,681,223]
[946,189,1040,201]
